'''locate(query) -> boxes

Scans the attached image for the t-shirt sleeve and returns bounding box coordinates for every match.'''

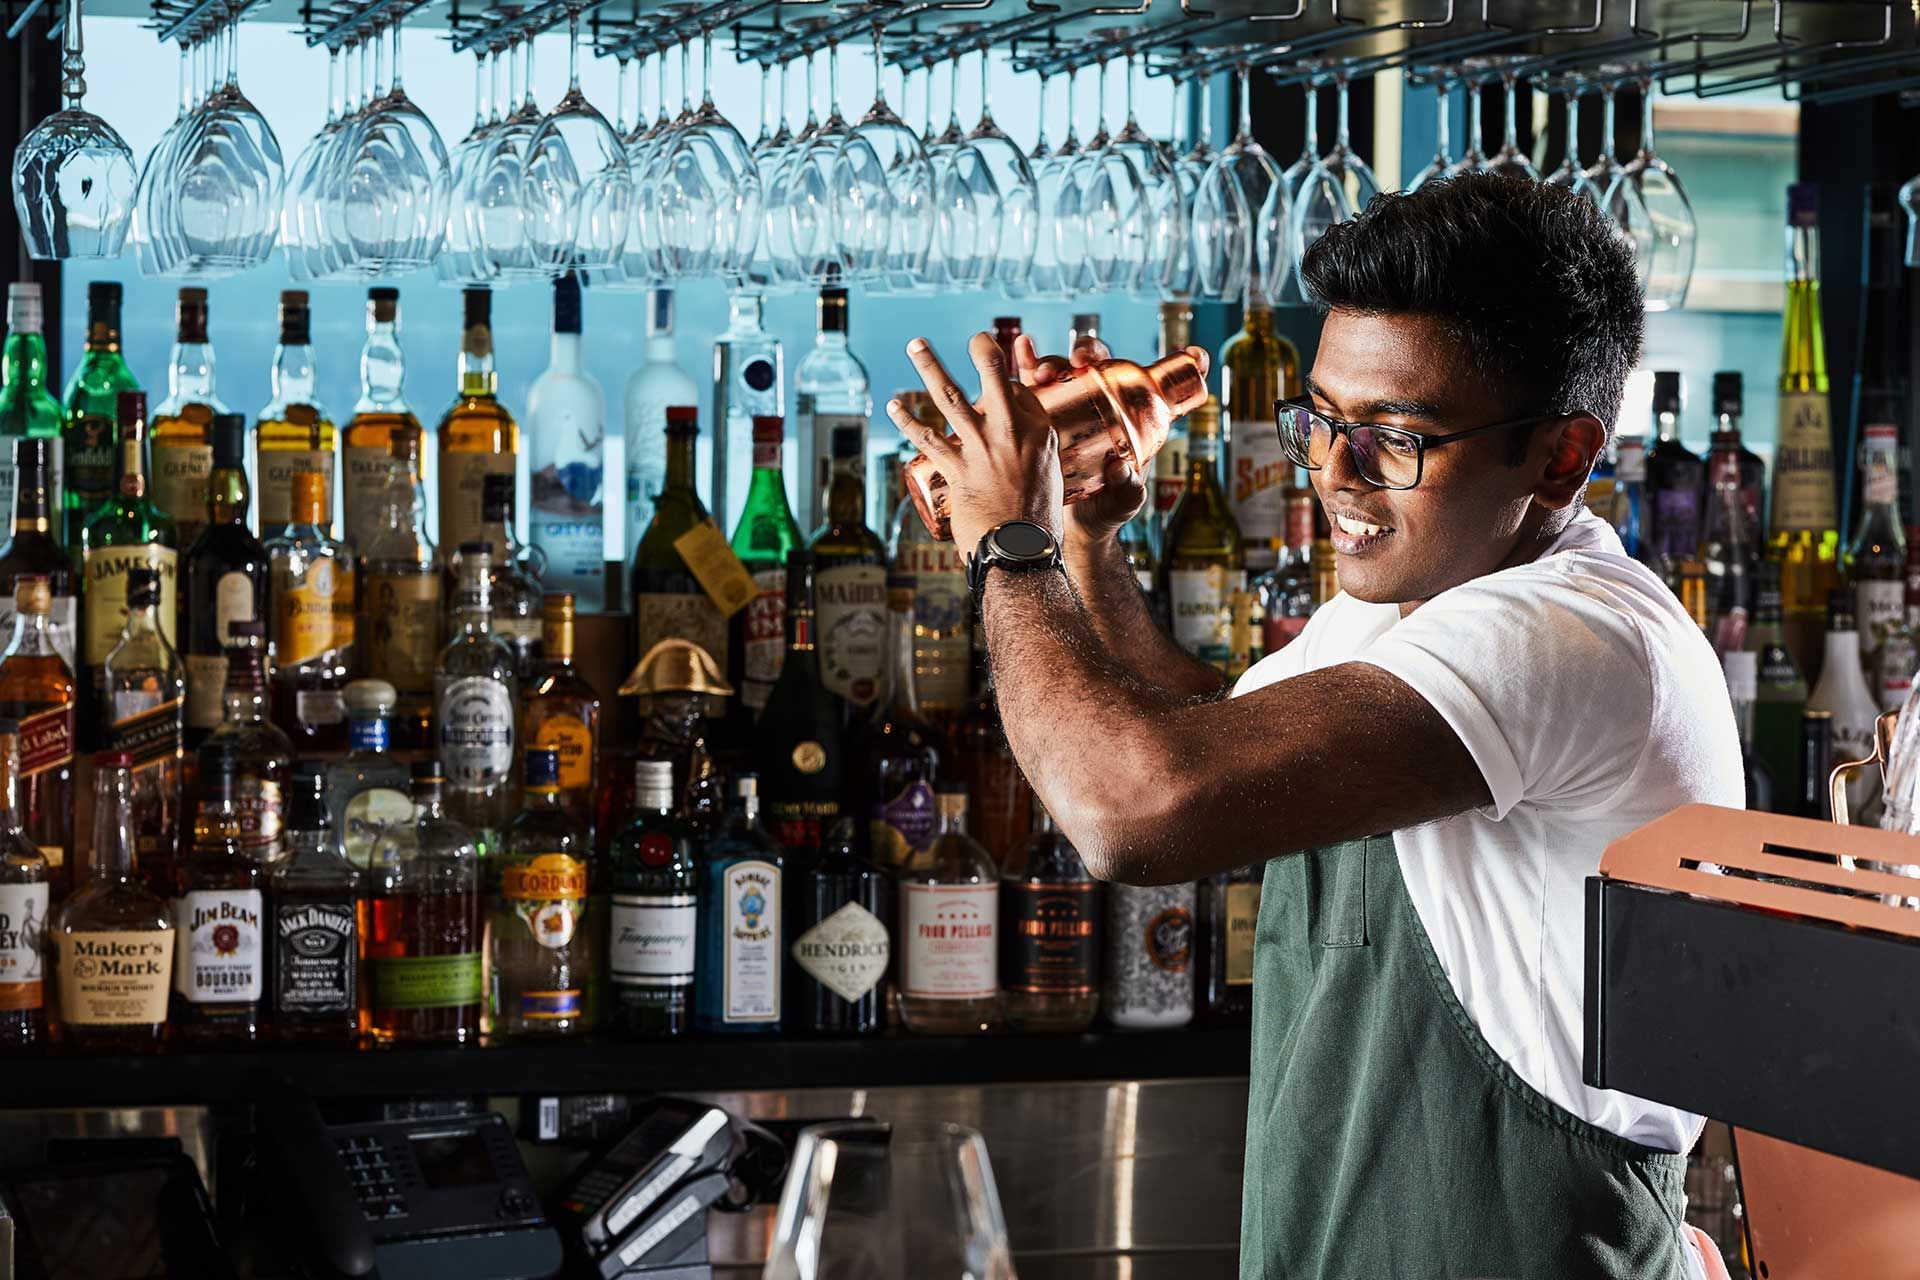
[1352,565,1657,819]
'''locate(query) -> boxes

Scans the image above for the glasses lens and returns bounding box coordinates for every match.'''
[1350,426,1421,489]
[1278,407,1320,468]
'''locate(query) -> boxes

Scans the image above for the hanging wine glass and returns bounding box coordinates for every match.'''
[1031,63,1083,301]
[1901,171,1920,268]
[473,33,545,279]
[1202,61,1282,304]
[1405,69,1454,193]
[1483,60,1538,181]
[835,23,930,287]
[523,2,633,274]
[784,33,864,283]
[142,37,201,276]
[14,0,136,259]
[676,19,762,281]
[347,14,447,273]
[934,38,1000,291]
[1607,73,1696,311]
[1583,72,1649,293]
[1446,64,1490,175]
[743,52,798,289]
[1075,51,1145,294]
[960,38,1039,296]
[439,46,501,285]
[1109,47,1185,299]
[1291,66,1380,271]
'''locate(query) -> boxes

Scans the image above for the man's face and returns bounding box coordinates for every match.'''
[1307,309,1559,611]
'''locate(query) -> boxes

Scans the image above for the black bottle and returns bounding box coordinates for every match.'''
[788,817,889,1036]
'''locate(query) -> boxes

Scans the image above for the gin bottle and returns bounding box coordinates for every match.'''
[607,759,697,1040]
[493,748,596,1036]
[898,784,999,1036]
[790,817,888,1036]
[327,679,412,870]
[694,775,783,1036]
[794,287,870,530]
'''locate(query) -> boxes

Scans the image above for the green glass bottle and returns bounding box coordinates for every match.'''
[729,413,803,717]
[1158,397,1246,671]
[630,406,729,672]
[1,283,65,523]
[808,425,888,714]
[79,393,182,722]
[62,282,141,546]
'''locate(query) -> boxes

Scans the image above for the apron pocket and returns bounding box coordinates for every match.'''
[1320,841,1370,948]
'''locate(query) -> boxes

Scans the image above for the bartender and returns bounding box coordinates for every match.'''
[888,174,1742,1280]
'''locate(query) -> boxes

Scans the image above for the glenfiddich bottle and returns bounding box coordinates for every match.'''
[0,577,76,899]
[493,748,596,1036]
[53,752,175,1052]
[1001,806,1101,1033]
[810,425,888,714]
[198,621,291,866]
[254,291,338,534]
[357,424,440,748]
[272,763,362,1044]
[523,594,600,833]
[855,579,944,869]
[437,288,519,558]
[80,392,181,725]
[1771,183,1840,669]
[170,757,266,1045]
[632,407,730,671]
[1160,397,1246,671]
[265,471,355,749]
[0,721,50,1050]
[342,288,424,547]
[607,759,696,1040]
[729,414,803,717]
[754,551,843,860]
[1220,295,1302,575]
[898,784,999,1036]
[366,761,485,1044]
[435,545,518,845]
[149,287,223,551]
[61,281,139,545]
[0,433,76,677]
[101,569,186,892]
[790,817,888,1036]
[182,414,269,747]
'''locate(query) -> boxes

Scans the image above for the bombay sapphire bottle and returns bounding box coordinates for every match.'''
[695,775,783,1035]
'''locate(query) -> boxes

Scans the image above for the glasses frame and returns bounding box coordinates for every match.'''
[1274,396,1564,490]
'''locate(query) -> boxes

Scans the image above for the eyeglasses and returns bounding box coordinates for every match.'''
[1274,397,1562,491]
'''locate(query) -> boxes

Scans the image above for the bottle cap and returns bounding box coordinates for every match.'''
[1652,371,1682,414]
[457,540,493,561]
[553,271,583,335]
[665,405,699,430]
[279,290,311,344]
[541,593,575,622]
[993,316,1021,330]
[226,617,267,644]
[13,576,49,616]
[634,758,674,793]
[5,283,40,334]
[1788,182,1819,228]
[368,286,399,325]
[1828,589,1856,630]
[291,470,328,522]
[646,287,675,337]
[751,415,783,444]
[832,425,863,459]
[1071,312,1100,335]
[819,287,849,333]
[212,413,248,467]
[734,773,759,799]
[525,748,561,787]
[1190,395,1222,438]
[1721,650,1758,701]
[1712,371,1742,418]
[176,287,209,343]
[117,390,147,430]
[344,678,397,717]
[88,280,122,311]
[0,719,19,737]
[463,286,491,327]
[411,759,447,784]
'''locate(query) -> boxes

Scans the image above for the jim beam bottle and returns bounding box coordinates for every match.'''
[170,758,266,1045]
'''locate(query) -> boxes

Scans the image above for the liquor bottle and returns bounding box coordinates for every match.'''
[607,759,697,1039]
[1001,806,1101,1033]
[886,439,970,729]
[265,471,355,750]
[856,580,944,868]
[61,281,138,545]
[357,424,440,748]
[1853,193,1913,530]
[1797,709,1833,821]
[272,763,363,1043]
[1875,615,1918,713]
[255,290,338,534]
[1722,651,1776,813]
[1808,591,1880,818]
[0,721,49,1050]
[790,816,888,1036]
[523,594,600,833]
[1745,563,1809,804]
[795,287,872,531]
[811,426,888,713]
[632,406,731,672]
[625,288,701,559]
[1846,424,1907,664]
[0,283,64,527]
[366,761,485,1043]
[952,661,1032,866]
[1151,302,1196,551]
[0,577,75,899]
[1706,372,1766,534]
[1199,864,1262,1023]
[694,774,783,1035]
[438,288,520,559]
[1221,296,1302,575]
[327,679,412,870]
[1611,436,1651,563]
[1645,371,1704,583]
[150,287,224,550]
[170,756,266,1044]
[102,569,187,890]
[1104,882,1196,1030]
[493,748,596,1036]
[52,752,175,1051]
[478,472,546,676]
[1310,500,1338,606]
[1772,183,1841,668]
[528,273,607,610]
[730,415,804,717]
[0,438,77,675]
[1119,515,1157,603]
[435,545,519,844]
[182,414,268,747]
[1699,435,1755,655]
[755,550,844,860]
[1253,489,1315,653]
[80,392,181,712]
[341,287,424,548]
[898,783,999,1035]
[1160,397,1246,670]
[1583,438,1617,525]
[711,290,785,538]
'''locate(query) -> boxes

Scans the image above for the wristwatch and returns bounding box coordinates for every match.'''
[968,520,1064,603]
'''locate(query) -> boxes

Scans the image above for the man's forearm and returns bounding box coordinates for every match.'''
[1063,532,1229,703]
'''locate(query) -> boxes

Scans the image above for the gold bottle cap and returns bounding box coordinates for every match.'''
[292,470,328,523]
[619,638,735,698]
[13,576,50,616]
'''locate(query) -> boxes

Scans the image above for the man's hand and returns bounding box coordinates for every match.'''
[886,332,1063,557]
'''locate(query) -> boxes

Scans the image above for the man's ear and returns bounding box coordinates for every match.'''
[1534,414,1606,512]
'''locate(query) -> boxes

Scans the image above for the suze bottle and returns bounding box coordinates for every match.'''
[527,273,607,611]
[695,775,783,1035]
[728,415,803,718]
[607,759,697,1040]
[624,288,700,560]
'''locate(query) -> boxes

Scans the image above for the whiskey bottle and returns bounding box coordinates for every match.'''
[80,391,181,720]
[526,273,607,610]
[1772,183,1841,669]
[952,663,1032,866]
[754,551,843,860]
[694,775,783,1036]
[366,761,484,1044]
[523,593,601,834]
[0,438,77,674]
[437,288,519,558]
[1645,371,1705,584]
[1252,489,1315,653]
[0,721,50,1050]
[729,414,804,717]
[1199,863,1263,1024]
[101,569,186,892]
[61,281,139,545]
[1160,397,1246,671]
[898,784,999,1035]
[170,757,266,1045]
[52,752,174,1052]
[1221,295,1302,575]
[1001,806,1101,1033]
[150,287,224,551]
[631,406,730,673]
[435,545,518,845]
[0,577,76,899]
[1846,424,1907,664]
[493,748,596,1036]
[327,679,412,870]
[197,620,290,865]
[790,817,888,1036]
[855,580,944,869]
[810,425,888,713]
[254,290,338,534]
[1150,302,1195,549]
[478,472,545,677]
[271,763,362,1044]
[342,288,424,547]
[886,440,969,729]
[182,414,269,748]
[0,283,64,527]
[607,759,697,1040]
[265,470,355,749]
[1104,881,1196,1030]
[357,424,440,748]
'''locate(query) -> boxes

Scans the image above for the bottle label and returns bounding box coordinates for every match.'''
[439,676,515,790]
[171,888,263,1003]
[902,542,970,710]
[1224,880,1262,985]
[900,881,998,999]
[531,714,595,792]
[792,901,889,1004]
[636,593,729,673]
[1773,392,1837,534]
[1003,880,1099,995]
[519,989,583,1021]
[58,929,174,1026]
[532,458,605,599]
[18,704,73,778]
[0,882,49,1011]
[609,893,697,987]
[741,567,787,713]
[296,689,347,729]
[869,779,937,868]
[1653,489,1701,560]
[438,450,515,556]
[275,899,358,1013]
[1169,567,1246,668]
[720,859,780,1022]
[1229,421,1288,558]
[671,520,758,617]
[277,560,355,667]
[342,787,412,870]
[0,595,78,674]
[1105,885,1194,1020]
[1857,581,1906,650]
[257,449,335,529]
[767,799,839,859]
[1153,430,1189,517]
[501,853,589,950]
[361,571,441,692]
[109,694,183,774]
[64,414,115,517]
[184,655,230,730]
[343,443,397,544]
[151,441,213,535]
[236,776,284,858]
[371,951,483,1010]
[815,563,888,706]
[83,545,180,664]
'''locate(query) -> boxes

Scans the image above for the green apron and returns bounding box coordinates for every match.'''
[1239,834,1691,1280]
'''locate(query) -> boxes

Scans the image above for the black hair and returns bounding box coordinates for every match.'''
[1298,172,1643,446]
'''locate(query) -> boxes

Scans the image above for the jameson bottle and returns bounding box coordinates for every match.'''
[790,817,888,1036]
[170,757,266,1045]
[1001,806,1101,1033]
[0,437,78,674]
[102,570,187,893]
[366,761,485,1044]
[1105,881,1196,1030]
[272,763,363,1044]
[1160,397,1246,670]
[607,759,697,1040]
[80,391,181,722]
[438,288,520,559]
[342,288,424,548]
[631,406,730,671]
[197,620,291,865]
[254,290,338,534]
[694,775,783,1035]
[358,424,440,748]
[810,425,888,714]
[754,551,844,860]
[493,748,596,1036]
[898,784,999,1036]
[183,414,269,747]
[0,283,64,528]
[62,281,138,545]
[265,471,356,750]
[0,577,76,899]
[1221,294,1302,574]
[855,579,944,869]
[1771,183,1840,671]
[729,414,804,717]
[0,721,50,1050]
[1645,371,1705,584]
[150,287,224,550]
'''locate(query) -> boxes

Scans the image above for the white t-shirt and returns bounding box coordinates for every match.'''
[1233,509,1743,1157]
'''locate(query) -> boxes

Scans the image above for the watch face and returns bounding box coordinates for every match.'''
[994,521,1054,560]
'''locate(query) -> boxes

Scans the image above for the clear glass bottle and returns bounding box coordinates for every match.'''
[528,273,607,611]
[182,414,268,748]
[342,287,424,549]
[327,679,412,870]
[1103,882,1196,1030]
[886,430,969,729]
[61,281,139,545]
[625,288,700,561]
[0,283,65,529]
[1611,436,1651,564]
[476,472,544,677]
[196,619,290,866]
[795,287,871,530]
[1699,435,1755,655]
[434,545,519,846]
[522,593,600,833]
[791,816,889,1037]
[493,747,596,1036]
[606,758,696,1040]
[366,760,484,1044]
[149,287,224,550]
[357,424,440,749]
[101,568,187,892]
[729,414,804,718]
[855,582,944,869]
[711,290,785,537]
[265,470,355,750]
[1001,806,1101,1033]
[1160,397,1246,671]
[254,290,338,534]
[169,756,266,1045]
[0,576,75,900]
[437,288,520,559]
[695,774,783,1035]
[1808,590,1881,818]
[0,436,77,675]
[0,720,50,1050]
[898,783,999,1036]
[272,762,363,1044]
[809,426,888,714]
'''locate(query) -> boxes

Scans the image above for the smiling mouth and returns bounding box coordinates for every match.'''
[1330,511,1394,552]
